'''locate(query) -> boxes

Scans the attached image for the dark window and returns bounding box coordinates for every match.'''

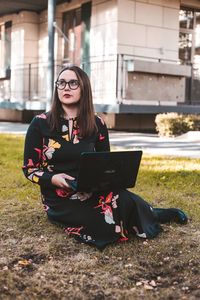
[179,7,200,65]
[179,31,192,63]
[179,9,194,29]
[179,7,200,103]
[63,7,82,66]
[62,2,91,68]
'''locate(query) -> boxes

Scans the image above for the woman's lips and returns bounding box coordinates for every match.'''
[63,94,72,98]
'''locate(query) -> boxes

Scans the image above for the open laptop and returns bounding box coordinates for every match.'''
[66,150,143,192]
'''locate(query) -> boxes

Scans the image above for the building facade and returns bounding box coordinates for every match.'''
[0,0,200,130]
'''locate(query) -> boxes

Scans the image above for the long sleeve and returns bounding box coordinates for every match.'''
[95,116,110,152]
[22,117,54,187]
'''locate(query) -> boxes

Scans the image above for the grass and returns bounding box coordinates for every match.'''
[0,134,200,300]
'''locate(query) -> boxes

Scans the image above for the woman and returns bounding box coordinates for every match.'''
[23,65,188,250]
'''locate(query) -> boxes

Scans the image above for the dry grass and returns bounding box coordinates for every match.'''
[0,134,200,300]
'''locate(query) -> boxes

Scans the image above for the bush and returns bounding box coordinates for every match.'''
[155,113,200,137]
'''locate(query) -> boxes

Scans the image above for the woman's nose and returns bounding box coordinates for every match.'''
[64,82,70,90]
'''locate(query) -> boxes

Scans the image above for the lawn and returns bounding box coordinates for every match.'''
[0,134,200,300]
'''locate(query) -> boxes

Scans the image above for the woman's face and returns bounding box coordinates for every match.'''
[56,70,81,106]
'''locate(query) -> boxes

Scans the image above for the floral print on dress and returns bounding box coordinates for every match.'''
[43,204,50,212]
[62,134,70,142]
[97,116,106,142]
[64,226,84,236]
[62,125,70,141]
[36,113,47,119]
[99,134,105,141]
[64,226,95,244]
[115,225,121,233]
[132,226,147,238]
[28,171,44,183]
[23,156,45,183]
[61,120,80,144]
[118,221,129,242]
[95,192,118,225]
[72,120,80,144]
[23,137,60,185]
[73,129,80,144]
[43,139,61,160]
[81,234,94,243]
[55,188,74,198]
[62,125,68,132]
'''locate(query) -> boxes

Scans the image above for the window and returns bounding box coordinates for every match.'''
[0,21,12,79]
[63,7,82,66]
[179,9,194,29]
[179,7,200,102]
[62,2,91,68]
[179,8,200,66]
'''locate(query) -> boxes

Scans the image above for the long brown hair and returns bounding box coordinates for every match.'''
[47,65,97,138]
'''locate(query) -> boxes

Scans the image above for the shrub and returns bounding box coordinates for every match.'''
[155,113,200,137]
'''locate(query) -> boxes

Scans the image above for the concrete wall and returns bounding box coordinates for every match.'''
[126,72,185,103]
[89,0,189,106]
[117,0,179,61]
[99,112,156,132]
[0,108,44,122]
[116,0,191,107]
[0,108,23,122]
[181,0,200,9]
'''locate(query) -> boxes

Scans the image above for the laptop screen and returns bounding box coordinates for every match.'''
[75,150,143,192]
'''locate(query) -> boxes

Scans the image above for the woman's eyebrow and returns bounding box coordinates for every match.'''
[58,78,77,81]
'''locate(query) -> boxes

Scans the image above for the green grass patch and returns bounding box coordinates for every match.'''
[0,134,200,299]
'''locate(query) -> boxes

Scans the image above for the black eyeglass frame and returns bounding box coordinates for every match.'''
[55,79,80,90]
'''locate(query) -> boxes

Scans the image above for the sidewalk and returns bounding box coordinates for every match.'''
[0,121,28,135]
[0,121,200,158]
[109,130,200,158]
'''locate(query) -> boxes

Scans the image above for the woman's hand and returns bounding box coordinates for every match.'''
[51,173,75,189]
[76,192,92,201]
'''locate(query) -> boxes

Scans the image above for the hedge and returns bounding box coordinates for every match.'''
[155,113,200,137]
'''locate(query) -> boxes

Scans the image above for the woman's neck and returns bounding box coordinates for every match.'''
[62,105,78,120]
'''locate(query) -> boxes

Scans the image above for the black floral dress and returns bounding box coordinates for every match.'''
[23,113,162,249]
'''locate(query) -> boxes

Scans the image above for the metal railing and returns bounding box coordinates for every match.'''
[0,55,200,108]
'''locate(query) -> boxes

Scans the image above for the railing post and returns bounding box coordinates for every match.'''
[28,63,31,101]
[116,54,123,104]
[46,0,56,111]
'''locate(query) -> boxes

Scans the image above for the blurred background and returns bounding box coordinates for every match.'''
[0,0,200,132]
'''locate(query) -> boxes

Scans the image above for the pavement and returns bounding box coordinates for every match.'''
[0,121,200,158]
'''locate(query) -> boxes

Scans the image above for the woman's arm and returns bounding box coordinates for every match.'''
[22,117,55,187]
[23,117,75,189]
[94,116,110,152]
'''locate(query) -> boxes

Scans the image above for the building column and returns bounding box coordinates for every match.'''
[46,0,56,111]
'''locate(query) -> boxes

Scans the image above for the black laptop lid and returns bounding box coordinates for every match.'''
[76,150,142,192]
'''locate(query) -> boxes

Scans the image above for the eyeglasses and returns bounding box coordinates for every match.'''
[55,79,80,90]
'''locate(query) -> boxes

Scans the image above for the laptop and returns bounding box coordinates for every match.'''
[66,150,143,192]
